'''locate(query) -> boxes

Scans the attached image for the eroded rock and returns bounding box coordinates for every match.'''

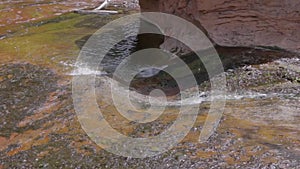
[139,0,300,53]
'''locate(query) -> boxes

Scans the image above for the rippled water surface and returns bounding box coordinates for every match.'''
[0,2,299,168]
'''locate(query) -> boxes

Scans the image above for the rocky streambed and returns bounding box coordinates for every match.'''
[0,1,299,169]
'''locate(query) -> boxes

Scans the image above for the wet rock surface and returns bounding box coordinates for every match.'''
[0,63,58,137]
[0,0,139,36]
[0,1,299,168]
[0,57,299,168]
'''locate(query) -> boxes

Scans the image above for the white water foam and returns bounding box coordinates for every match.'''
[70,67,107,76]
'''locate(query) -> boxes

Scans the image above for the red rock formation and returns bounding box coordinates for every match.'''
[139,0,300,53]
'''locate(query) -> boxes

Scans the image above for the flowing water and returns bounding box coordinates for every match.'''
[0,2,299,168]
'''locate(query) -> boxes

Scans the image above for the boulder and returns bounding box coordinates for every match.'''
[139,0,300,53]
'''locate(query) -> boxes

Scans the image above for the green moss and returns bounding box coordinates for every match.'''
[0,4,6,10]
[0,12,133,73]
[24,13,81,28]
[0,13,100,72]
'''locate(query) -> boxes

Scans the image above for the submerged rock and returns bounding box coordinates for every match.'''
[0,1,299,168]
[0,63,58,137]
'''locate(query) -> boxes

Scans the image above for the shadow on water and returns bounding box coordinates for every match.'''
[0,9,299,168]
[75,31,299,96]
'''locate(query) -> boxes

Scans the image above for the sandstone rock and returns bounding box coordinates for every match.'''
[139,0,300,53]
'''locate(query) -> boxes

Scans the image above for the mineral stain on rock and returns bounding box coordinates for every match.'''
[0,63,58,137]
[0,59,298,168]
[0,0,299,168]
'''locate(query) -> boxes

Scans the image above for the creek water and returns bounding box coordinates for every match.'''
[0,3,299,168]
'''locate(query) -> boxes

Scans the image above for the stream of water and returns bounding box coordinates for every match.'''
[0,3,299,168]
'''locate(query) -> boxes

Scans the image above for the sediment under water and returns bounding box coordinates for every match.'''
[0,3,299,168]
